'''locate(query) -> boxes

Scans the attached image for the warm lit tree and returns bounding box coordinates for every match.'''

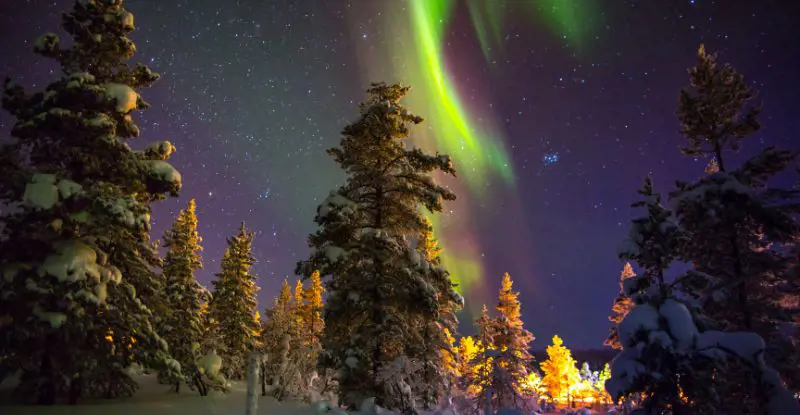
[605,262,636,350]
[208,223,261,380]
[595,363,612,404]
[492,273,535,409]
[160,199,210,394]
[417,216,443,262]
[293,279,305,335]
[539,335,580,404]
[0,0,181,404]
[466,305,498,414]
[296,82,459,412]
[456,335,481,397]
[303,270,325,345]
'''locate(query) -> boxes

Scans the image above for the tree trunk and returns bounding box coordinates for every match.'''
[37,341,57,405]
[68,375,81,405]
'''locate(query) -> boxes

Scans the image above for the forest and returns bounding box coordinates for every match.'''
[0,1,799,415]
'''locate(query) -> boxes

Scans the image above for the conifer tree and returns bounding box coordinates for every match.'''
[455,335,481,397]
[303,270,325,345]
[670,44,800,404]
[160,199,208,393]
[294,279,305,335]
[539,335,580,404]
[262,279,294,387]
[607,176,799,413]
[0,0,181,404]
[605,262,636,350]
[296,82,458,412]
[209,223,260,380]
[491,273,535,409]
[466,305,498,414]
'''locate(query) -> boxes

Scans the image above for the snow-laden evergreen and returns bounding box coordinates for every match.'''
[159,199,220,395]
[669,44,800,404]
[209,223,262,380]
[607,176,800,414]
[0,0,180,404]
[296,83,460,414]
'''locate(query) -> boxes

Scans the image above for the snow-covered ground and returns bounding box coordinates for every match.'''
[0,374,610,415]
[0,374,313,415]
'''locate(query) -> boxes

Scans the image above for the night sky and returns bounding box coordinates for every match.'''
[1,0,798,350]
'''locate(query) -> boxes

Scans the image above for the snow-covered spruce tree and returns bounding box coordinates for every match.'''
[0,0,181,404]
[159,199,216,394]
[267,278,320,402]
[605,262,636,350]
[607,176,800,414]
[490,272,535,410]
[670,44,800,403]
[295,82,457,413]
[261,279,294,395]
[208,222,261,380]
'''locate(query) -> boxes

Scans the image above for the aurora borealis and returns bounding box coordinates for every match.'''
[2,0,798,349]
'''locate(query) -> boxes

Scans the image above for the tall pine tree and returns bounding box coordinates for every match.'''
[160,199,208,393]
[296,82,457,412]
[607,177,799,413]
[209,222,261,380]
[670,44,800,404]
[0,0,180,404]
[605,262,636,350]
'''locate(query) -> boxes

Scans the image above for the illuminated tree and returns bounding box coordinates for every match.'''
[160,199,209,394]
[294,279,305,334]
[466,305,499,414]
[595,363,612,404]
[456,335,481,397]
[296,82,459,412]
[492,273,535,409]
[302,270,325,345]
[605,262,636,350]
[208,223,261,380]
[539,335,580,404]
[0,0,181,404]
[417,217,443,262]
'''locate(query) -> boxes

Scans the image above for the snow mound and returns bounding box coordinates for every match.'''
[104,83,139,113]
[146,160,182,187]
[23,173,58,210]
[617,303,659,347]
[37,240,120,285]
[197,350,222,377]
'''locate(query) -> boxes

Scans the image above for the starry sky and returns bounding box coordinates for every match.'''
[1,0,798,350]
